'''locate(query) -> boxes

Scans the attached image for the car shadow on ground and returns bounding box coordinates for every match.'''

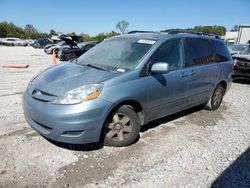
[211,147,250,188]
[47,105,204,151]
[44,137,104,152]
[141,105,204,132]
[233,79,250,85]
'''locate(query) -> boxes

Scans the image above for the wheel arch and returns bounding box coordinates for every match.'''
[218,80,227,91]
[107,99,144,125]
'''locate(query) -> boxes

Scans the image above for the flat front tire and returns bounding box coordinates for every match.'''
[205,84,225,111]
[103,105,140,147]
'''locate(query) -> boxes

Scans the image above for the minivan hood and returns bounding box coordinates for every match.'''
[32,63,119,96]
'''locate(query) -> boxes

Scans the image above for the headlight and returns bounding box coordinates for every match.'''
[52,84,103,104]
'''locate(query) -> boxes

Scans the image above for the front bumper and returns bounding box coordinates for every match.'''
[233,66,250,80]
[22,90,113,144]
[232,59,250,80]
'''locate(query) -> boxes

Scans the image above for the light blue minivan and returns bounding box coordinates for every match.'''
[23,31,233,147]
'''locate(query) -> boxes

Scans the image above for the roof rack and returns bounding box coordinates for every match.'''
[168,30,221,39]
[128,30,161,34]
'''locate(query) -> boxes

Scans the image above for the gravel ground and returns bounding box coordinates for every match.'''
[0,47,249,188]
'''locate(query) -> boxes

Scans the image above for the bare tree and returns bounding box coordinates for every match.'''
[116,20,129,34]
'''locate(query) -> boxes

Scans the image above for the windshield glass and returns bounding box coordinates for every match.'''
[77,37,156,71]
[241,46,250,55]
[228,44,247,51]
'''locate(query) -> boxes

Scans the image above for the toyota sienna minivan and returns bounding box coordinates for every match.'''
[23,31,233,147]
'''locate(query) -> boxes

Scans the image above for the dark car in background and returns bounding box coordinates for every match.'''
[228,44,249,55]
[0,37,28,46]
[232,45,250,80]
[31,38,53,49]
[58,40,101,61]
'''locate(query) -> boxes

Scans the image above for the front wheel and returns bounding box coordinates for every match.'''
[65,53,77,61]
[205,84,225,111]
[103,105,140,147]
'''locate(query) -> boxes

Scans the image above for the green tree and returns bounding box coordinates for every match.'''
[79,33,91,41]
[67,32,77,36]
[0,22,8,37]
[49,29,57,36]
[24,24,38,33]
[231,25,239,32]
[116,20,129,34]
[162,25,226,36]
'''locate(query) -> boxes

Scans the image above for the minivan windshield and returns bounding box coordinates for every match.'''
[77,37,156,71]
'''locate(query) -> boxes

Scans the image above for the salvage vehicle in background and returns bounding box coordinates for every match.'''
[51,34,70,43]
[23,31,232,147]
[44,41,70,54]
[57,40,101,61]
[228,44,249,55]
[44,35,82,55]
[31,38,53,49]
[232,45,250,80]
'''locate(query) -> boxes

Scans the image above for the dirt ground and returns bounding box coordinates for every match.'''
[0,47,249,188]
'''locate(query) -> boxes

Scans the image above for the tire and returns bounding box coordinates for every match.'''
[205,84,225,111]
[65,53,77,61]
[103,105,140,147]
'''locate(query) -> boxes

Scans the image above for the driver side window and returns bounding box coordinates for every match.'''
[150,39,184,71]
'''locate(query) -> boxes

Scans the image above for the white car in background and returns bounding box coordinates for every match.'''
[1,37,28,46]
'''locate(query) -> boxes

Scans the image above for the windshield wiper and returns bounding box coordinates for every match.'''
[85,64,107,71]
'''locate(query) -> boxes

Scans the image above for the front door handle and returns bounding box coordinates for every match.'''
[181,72,188,78]
[189,70,197,76]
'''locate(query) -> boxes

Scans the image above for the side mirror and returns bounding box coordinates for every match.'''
[151,62,169,74]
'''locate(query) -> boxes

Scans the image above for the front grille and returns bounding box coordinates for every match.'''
[32,89,57,102]
[235,59,250,69]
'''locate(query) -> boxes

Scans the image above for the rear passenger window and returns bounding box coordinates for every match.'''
[212,40,231,62]
[151,39,184,71]
[185,38,213,67]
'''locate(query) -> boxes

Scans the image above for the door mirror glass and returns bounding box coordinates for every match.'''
[151,62,169,74]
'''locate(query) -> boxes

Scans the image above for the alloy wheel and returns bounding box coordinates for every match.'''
[105,113,133,141]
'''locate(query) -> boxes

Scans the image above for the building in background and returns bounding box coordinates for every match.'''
[236,24,250,44]
[224,31,238,46]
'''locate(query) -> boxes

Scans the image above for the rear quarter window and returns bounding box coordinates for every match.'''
[212,40,232,62]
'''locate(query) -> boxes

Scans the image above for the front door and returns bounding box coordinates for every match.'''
[142,39,190,121]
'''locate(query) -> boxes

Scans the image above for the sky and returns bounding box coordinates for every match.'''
[0,0,250,36]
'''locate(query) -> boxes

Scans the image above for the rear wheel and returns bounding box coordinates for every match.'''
[103,106,140,147]
[205,84,225,111]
